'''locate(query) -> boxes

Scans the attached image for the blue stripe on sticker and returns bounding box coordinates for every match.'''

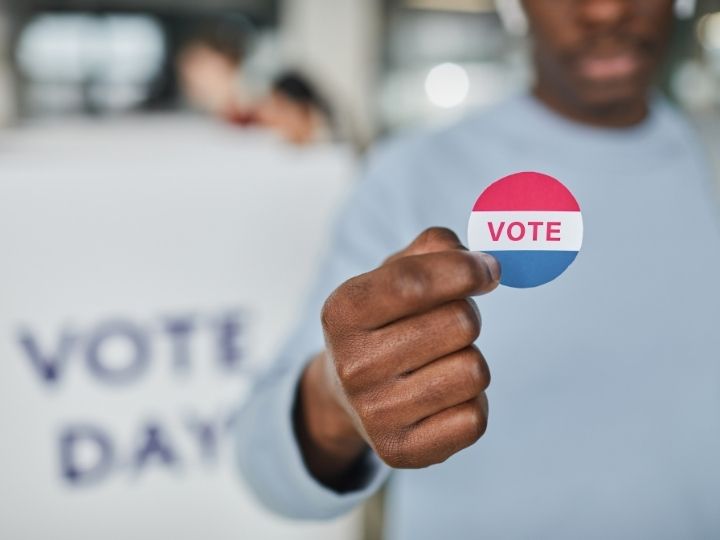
[484,250,579,289]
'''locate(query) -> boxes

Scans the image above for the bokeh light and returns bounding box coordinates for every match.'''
[424,62,470,108]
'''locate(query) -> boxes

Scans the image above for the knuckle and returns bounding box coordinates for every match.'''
[461,347,490,393]
[419,227,461,250]
[357,403,378,426]
[322,277,370,331]
[355,393,384,424]
[421,371,450,404]
[393,260,432,303]
[320,291,342,332]
[342,276,371,309]
[375,432,411,468]
[335,359,355,383]
[455,252,487,290]
[457,354,483,395]
[467,402,489,441]
[450,300,481,343]
[335,358,366,388]
[335,349,376,391]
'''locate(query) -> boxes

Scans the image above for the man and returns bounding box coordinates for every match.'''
[237,1,720,538]
[254,71,335,145]
[176,19,251,123]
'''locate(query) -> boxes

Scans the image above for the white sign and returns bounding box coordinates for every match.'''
[0,116,361,540]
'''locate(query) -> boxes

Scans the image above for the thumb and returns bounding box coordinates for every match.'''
[383,227,466,265]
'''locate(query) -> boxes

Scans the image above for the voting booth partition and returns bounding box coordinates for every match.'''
[0,117,361,540]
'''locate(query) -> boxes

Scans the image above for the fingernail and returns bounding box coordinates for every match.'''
[474,252,501,283]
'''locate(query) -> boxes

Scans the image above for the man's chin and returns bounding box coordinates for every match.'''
[573,79,649,122]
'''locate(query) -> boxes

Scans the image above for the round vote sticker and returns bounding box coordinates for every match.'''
[467,171,583,289]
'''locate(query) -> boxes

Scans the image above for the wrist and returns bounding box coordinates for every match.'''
[302,352,366,457]
[294,352,367,486]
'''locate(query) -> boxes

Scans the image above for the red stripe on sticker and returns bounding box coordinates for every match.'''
[472,171,581,212]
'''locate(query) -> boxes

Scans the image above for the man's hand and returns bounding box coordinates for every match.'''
[295,227,500,487]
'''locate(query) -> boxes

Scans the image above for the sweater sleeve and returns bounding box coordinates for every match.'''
[235,355,391,519]
[234,139,421,519]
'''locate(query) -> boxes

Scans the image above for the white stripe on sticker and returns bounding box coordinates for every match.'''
[468,211,584,251]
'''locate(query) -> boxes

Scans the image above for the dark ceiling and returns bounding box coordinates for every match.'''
[5,0,278,24]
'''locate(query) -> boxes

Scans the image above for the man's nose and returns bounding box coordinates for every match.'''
[578,0,632,28]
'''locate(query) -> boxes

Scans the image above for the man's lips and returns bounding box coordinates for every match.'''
[577,52,642,80]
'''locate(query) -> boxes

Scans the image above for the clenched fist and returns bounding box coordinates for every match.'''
[295,228,501,488]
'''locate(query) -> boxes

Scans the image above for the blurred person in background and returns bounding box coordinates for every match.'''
[237,1,720,539]
[254,71,335,146]
[177,18,253,124]
[178,25,335,145]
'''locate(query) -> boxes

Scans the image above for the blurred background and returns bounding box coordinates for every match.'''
[0,1,719,539]
[2,0,719,138]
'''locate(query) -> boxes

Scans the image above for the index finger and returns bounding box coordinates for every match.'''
[333,249,500,330]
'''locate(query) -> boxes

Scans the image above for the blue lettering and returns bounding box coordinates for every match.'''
[184,416,218,463]
[59,424,114,486]
[134,422,177,471]
[216,312,244,371]
[164,316,195,373]
[17,328,76,385]
[85,320,150,385]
